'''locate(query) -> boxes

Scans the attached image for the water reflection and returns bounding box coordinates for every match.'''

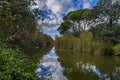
[36,47,68,80]
[35,48,120,80]
[68,62,110,80]
[56,50,120,80]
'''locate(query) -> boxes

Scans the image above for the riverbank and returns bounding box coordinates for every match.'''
[55,32,120,56]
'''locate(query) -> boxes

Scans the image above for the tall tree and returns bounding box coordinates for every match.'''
[90,0,120,44]
[58,9,93,36]
[94,0,120,28]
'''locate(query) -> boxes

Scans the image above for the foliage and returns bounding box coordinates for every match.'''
[19,30,53,53]
[0,0,52,80]
[58,9,93,36]
[0,0,53,52]
[57,0,120,48]
[113,44,120,56]
[58,21,72,35]
[90,24,120,44]
[92,41,114,55]
[0,48,39,80]
[94,0,120,27]
[55,31,114,55]
[32,30,53,47]
[55,36,80,51]
[90,0,120,44]
[0,0,35,47]
[56,0,120,55]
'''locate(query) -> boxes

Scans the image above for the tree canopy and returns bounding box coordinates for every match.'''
[0,0,53,50]
[94,0,120,27]
[58,0,120,44]
[58,9,93,36]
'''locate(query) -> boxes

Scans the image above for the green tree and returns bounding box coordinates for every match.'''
[90,23,120,44]
[0,0,37,47]
[94,0,120,28]
[58,9,93,36]
[90,0,120,44]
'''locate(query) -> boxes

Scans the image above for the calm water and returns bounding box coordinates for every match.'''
[36,47,120,80]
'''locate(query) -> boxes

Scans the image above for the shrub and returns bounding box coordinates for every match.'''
[0,48,39,80]
[55,32,114,55]
[92,41,114,55]
[113,44,120,56]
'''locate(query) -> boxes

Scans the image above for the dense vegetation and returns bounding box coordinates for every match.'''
[0,0,53,79]
[113,44,120,56]
[56,0,120,55]
[0,47,39,80]
[0,0,120,79]
[55,31,113,55]
[0,0,53,52]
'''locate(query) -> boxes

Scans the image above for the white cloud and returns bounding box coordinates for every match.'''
[34,0,96,39]
[46,0,62,14]
[83,2,91,9]
[82,0,94,9]
[35,0,74,28]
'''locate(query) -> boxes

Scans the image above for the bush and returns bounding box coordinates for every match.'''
[100,43,114,56]
[0,48,39,80]
[55,31,114,55]
[55,31,93,52]
[91,41,104,54]
[113,44,120,56]
[92,41,114,55]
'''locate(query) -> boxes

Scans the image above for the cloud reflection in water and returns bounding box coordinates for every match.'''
[35,47,68,80]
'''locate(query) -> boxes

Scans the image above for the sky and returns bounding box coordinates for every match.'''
[33,0,98,39]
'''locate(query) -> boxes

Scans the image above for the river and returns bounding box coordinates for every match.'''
[35,47,120,80]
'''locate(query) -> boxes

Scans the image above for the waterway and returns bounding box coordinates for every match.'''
[35,47,120,80]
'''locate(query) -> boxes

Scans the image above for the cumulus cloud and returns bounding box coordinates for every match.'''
[36,0,74,29]
[34,0,97,39]
[83,0,98,8]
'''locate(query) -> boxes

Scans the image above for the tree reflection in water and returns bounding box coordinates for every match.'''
[56,50,120,80]
[35,48,120,80]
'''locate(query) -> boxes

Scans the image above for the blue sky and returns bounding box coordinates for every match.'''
[33,0,98,39]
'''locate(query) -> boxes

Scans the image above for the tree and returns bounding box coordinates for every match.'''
[58,21,73,35]
[58,9,93,36]
[90,23,120,44]
[0,0,46,49]
[94,0,120,28]
[90,0,120,44]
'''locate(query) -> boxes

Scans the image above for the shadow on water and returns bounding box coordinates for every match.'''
[26,46,53,63]
[35,47,120,80]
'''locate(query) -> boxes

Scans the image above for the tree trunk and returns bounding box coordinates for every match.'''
[109,18,113,28]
